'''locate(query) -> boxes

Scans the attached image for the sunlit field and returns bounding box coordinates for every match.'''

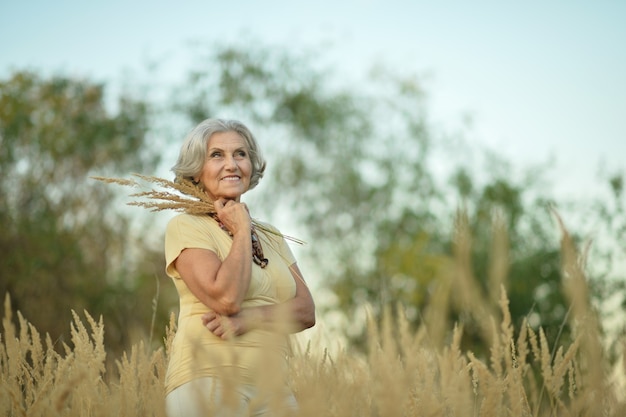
[1,224,625,417]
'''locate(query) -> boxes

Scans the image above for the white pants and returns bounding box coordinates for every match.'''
[165,377,298,417]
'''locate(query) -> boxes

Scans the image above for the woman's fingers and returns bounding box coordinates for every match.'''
[204,319,218,330]
[214,198,238,213]
[202,312,244,339]
[213,199,251,235]
[201,311,217,325]
[202,313,233,339]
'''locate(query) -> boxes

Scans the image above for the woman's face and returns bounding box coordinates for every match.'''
[197,131,252,202]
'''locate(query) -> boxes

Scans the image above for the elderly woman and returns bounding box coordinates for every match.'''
[164,118,315,417]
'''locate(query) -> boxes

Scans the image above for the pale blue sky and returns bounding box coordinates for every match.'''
[1,0,625,200]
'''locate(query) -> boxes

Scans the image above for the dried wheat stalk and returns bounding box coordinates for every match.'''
[91,174,304,244]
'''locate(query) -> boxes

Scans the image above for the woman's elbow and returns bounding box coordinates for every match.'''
[222,303,242,316]
[301,305,316,329]
[205,285,246,315]
[304,313,316,329]
[209,297,242,316]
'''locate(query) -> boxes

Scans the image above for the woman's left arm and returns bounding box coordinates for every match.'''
[202,263,315,339]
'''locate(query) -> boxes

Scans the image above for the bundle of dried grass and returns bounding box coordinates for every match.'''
[92,174,215,215]
[91,174,304,244]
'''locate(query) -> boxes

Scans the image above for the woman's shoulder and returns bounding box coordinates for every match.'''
[166,212,216,232]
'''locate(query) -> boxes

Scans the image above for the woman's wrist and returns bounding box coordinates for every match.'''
[239,307,262,332]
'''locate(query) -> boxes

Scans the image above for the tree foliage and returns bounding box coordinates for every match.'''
[0,71,170,354]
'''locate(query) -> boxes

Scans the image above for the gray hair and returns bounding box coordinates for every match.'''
[171,118,266,190]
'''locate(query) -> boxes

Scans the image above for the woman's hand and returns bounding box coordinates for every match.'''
[214,198,251,237]
[202,311,247,339]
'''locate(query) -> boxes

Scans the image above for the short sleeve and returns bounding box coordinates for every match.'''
[164,214,219,279]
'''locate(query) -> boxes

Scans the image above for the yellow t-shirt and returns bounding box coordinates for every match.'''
[163,213,297,395]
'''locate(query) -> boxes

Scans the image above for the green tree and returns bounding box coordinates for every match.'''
[0,71,171,354]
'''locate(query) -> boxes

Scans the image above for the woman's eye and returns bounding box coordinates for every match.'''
[236,150,247,158]
[210,152,222,158]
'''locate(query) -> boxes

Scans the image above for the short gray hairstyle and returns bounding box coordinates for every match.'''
[171,118,266,190]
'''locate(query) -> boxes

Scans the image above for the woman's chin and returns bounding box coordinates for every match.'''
[216,193,242,202]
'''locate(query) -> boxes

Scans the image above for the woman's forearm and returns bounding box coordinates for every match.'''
[240,298,315,334]
[211,231,253,314]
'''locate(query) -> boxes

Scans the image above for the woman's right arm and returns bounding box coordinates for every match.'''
[174,200,252,315]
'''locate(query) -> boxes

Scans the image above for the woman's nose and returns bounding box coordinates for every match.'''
[225,155,238,169]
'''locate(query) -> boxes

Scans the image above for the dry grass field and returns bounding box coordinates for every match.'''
[1,223,625,416]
